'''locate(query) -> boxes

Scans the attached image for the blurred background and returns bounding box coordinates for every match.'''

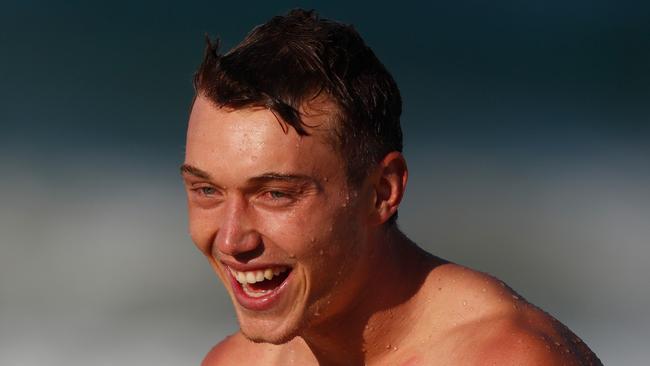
[1,1,648,364]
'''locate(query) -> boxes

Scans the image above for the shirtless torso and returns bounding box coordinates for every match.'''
[185,9,602,366]
[202,260,601,366]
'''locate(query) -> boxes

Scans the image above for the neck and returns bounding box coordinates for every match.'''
[299,229,440,366]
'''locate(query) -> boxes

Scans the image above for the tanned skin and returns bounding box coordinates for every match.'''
[183,96,602,366]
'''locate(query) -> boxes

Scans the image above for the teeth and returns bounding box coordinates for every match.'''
[229,266,289,285]
[245,272,256,284]
[255,271,264,282]
[242,284,268,298]
[264,269,273,280]
[236,271,246,284]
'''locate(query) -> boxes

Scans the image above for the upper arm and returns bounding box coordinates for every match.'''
[475,334,572,366]
[469,321,602,366]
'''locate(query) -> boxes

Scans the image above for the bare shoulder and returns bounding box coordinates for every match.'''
[419,263,602,365]
[468,322,602,365]
[201,332,279,366]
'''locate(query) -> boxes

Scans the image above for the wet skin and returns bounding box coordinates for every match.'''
[182,95,388,346]
[183,96,603,366]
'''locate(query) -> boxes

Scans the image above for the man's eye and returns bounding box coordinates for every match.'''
[194,186,217,196]
[268,191,287,199]
[260,190,296,205]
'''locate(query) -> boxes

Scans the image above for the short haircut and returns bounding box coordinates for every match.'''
[193,9,403,223]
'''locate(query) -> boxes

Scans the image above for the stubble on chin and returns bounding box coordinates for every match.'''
[240,324,301,345]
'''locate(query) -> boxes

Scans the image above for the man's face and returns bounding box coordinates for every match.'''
[182,96,375,343]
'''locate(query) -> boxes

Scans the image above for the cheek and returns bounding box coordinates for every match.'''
[187,207,217,255]
[252,203,330,257]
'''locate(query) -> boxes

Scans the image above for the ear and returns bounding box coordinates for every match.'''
[370,152,408,225]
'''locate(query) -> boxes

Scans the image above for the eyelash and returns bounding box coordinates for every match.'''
[193,186,218,197]
[262,190,293,201]
[189,185,299,206]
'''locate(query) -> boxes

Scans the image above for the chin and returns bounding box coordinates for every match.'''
[239,323,300,345]
[236,305,313,345]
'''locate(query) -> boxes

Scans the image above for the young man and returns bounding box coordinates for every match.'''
[181,9,602,366]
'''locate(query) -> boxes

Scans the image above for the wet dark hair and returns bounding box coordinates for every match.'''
[193,9,403,222]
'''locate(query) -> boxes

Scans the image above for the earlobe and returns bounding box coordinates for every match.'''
[372,152,408,225]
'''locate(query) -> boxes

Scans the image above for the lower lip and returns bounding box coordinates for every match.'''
[228,269,292,311]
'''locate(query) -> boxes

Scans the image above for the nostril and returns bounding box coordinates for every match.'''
[213,230,265,261]
[232,244,265,262]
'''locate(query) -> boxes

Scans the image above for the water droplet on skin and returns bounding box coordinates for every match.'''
[385,344,391,349]
[310,237,316,243]
[481,288,487,292]
[512,295,520,300]
[289,253,296,259]
[324,177,329,182]
[319,249,324,255]
[392,346,398,351]
[462,300,468,306]
[554,341,561,347]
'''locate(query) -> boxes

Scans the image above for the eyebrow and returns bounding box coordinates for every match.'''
[180,164,212,179]
[247,173,320,188]
[180,164,321,189]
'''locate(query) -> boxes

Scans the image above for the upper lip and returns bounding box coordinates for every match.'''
[221,260,292,272]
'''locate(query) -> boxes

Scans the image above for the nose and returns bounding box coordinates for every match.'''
[214,195,262,258]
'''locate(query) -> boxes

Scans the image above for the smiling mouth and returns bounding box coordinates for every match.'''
[228,266,292,298]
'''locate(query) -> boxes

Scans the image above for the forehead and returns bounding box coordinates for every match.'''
[185,96,343,181]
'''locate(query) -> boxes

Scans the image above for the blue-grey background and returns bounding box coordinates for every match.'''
[1,1,648,365]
